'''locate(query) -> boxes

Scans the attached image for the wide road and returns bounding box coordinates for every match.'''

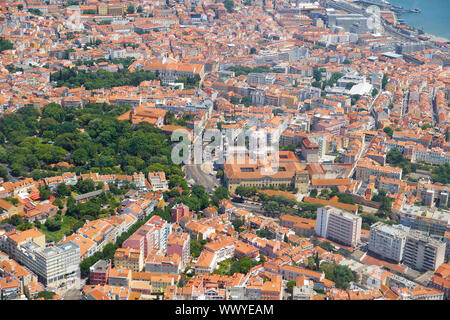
[62,278,85,300]
[230,199,263,213]
[63,288,81,300]
[184,164,220,193]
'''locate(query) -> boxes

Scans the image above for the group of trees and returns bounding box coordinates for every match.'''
[386,147,417,174]
[0,39,13,53]
[65,189,117,221]
[350,94,361,106]
[80,242,118,278]
[259,193,297,215]
[229,257,259,274]
[383,126,394,138]
[82,9,97,14]
[5,64,24,74]
[272,108,284,116]
[0,106,67,176]
[50,68,159,90]
[214,257,260,276]
[382,73,388,89]
[159,183,228,218]
[312,67,323,82]
[73,179,97,194]
[168,184,210,213]
[306,252,321,271]
[54,183,71,198]
[345,82,356,90]
[3,179,125,238]
[39,186,51,200]
[432,163,450,185]
[1,214,33,231]
[0,102,187,184]
[372,190,394,219]
[258,193,322,219]
[164,111,193,127]
[361,213,396,230]
[34,291,56,300]
[386,147,436,176]
[312,187,356,205]
[226,65,283,77]
[231,219,245,232]
[387,148,449,185]
[211,186,230,206]
[63,0,79,7]
[223,0,235,13]
[312,70,343,90]
[230,95,251,107]
[255,228,272,239]
[372,88,379,97]
[190,239,207,258]
[325,72,343,88]
[234,185,258,198]
[44,215,63,232]
[301,241,355,290]
[127,5,135,14]
[320,263,355,290]
[175,75,201,89]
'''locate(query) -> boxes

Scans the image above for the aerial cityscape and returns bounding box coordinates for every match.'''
[0,0,449,302]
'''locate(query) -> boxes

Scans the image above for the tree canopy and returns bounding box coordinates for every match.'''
[50,68,158,90]
[320,263,354,290]
[0,39,13,53]
[383,126,394,138]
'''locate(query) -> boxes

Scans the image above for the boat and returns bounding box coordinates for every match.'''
[410,8,421,13]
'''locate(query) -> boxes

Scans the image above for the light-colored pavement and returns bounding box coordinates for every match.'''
[185,163,220,192]
[62,278,85,300]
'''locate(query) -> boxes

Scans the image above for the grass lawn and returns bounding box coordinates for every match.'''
[38,215,78,243]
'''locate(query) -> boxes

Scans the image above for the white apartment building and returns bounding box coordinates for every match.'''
[316,205,362,247]
[411,146,450,165]
[204,238,235,264]
[398,205,449,237]
[355,158,403,181]
[17,241,80,286]
[368,222,410,263]
[316,206,330,239]
[146,216,172,253]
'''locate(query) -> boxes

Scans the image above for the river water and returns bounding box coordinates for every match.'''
[386,0,450,39]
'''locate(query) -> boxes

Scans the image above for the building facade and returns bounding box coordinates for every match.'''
[403,231,446,272]
[17,241,80,286]
[316,205,362,247]
[368,222,410,263]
